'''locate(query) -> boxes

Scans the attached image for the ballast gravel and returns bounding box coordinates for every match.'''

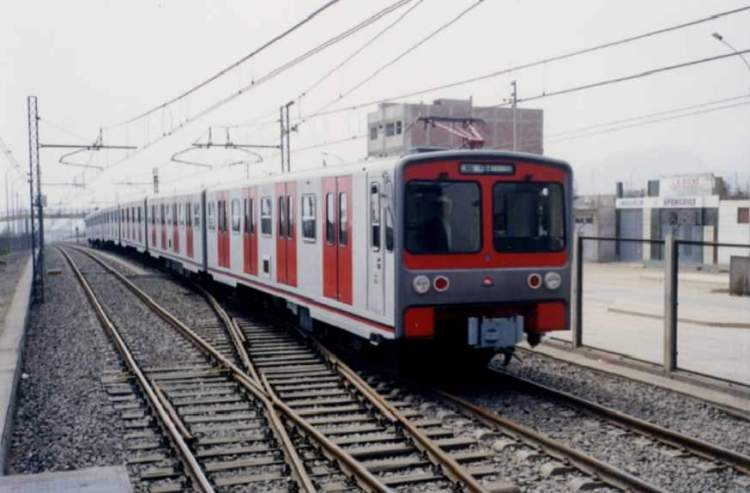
[498,350,750,456]
[7,248,128,474]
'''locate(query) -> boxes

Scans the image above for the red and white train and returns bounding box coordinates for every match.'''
[86,150,572,362]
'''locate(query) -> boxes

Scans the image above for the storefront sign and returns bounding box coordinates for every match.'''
[616,195,719,209]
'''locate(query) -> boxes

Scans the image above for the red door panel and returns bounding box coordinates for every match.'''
[218,195,230,268]
[186,203,194,258]
[286,182,297,287]
[337,176,352,304]
[275,183,287,284]
[322,177,338,300]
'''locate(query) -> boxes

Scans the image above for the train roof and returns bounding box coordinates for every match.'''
[87,150,571,214]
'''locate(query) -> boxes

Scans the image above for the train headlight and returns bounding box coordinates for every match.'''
[544,272,562,290]
[412,275,431,294]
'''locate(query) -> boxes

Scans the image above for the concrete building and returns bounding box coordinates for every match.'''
[366,98,543,157]
[718,199,750,265]
[615,173,728,264]
[573,194,616,262]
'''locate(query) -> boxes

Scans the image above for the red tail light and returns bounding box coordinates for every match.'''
[433,275,449,292]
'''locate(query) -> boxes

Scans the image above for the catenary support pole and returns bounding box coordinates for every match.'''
[663,234,678,372]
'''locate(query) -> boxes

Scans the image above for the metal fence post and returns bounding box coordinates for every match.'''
[663,234,678,373]
[571,231,583,349]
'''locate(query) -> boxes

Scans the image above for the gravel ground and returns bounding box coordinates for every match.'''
[455,383,748,493]
[7,248,128,474]
[69,249,206,369]
[498,350,750,456]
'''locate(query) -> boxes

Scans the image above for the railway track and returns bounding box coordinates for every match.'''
[68,244,750,492]
[65,245,516,492]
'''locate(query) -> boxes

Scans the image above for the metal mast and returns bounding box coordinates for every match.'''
[27,95,44,303]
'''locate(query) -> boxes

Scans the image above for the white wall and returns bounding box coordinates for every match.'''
[718,200,750,265]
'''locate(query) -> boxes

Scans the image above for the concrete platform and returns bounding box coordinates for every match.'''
[0,255,32,471]
[0,466,132,492]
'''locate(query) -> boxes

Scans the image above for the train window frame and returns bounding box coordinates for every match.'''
[370,183,381,251]
[277,196,287,238]
[260,196,272,236]
[193,201,200,228]
[185,202,191,227]
[231,198,241,233]
[207,201,215,230]
[404,180,483,255]
[325,192,335,244]
[338,192,348,246]
[491,182,566,253]
[287,195,294,238]
[301,193,316,242]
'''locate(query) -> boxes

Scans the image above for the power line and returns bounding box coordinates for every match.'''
[99,0,413,176]
[546,94,750,138]
[226,0,424,130]
[112,0,343,127]
[297,4,750,121]
[308,0,484,118]
[510,48,750,106]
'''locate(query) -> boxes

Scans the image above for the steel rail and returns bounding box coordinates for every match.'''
[202,285,510,493]
[492,369,750,475]
[71,246,389,493]
[58,247,215,493]
[310,338,498,493]
[436,390,668,493]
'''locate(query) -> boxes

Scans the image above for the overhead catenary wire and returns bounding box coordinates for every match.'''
[226,0,425,130]
[111,0,344,127]
[307,0,486,119]
[508,48,750,107]
[97,0,414,177]
[295,4,750,122]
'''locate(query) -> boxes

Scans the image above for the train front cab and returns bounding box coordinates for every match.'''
[394,151,572,363]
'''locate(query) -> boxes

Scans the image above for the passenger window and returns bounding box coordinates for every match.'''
[278,196,286,238]
[325,192,335,244]
[173,204,178,226]
[370,184,381,251]
[208,202,215,230]
[231,199,241,233]
[193,202,200,227]
[339,192,348,246]
[286,195,293,238]
[185,203,191,227]
[385,205,394,252]
[260,196,272,235]
[301,194,316,241]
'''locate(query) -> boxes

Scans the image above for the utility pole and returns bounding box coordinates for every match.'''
[153,167,159,194]
[279,101,294,173]
[27,95,44,302]
[511,80,518,152]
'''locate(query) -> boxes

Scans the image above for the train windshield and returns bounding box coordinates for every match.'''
[405,181,481,254]
[492,182,565,252]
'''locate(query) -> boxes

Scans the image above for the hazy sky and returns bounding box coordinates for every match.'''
[1,0,749,215]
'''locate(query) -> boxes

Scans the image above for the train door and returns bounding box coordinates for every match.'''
[323,176,352,304]
[217,194,230,268]
[150,205,156,248]
[160,203,167,250]
[367,178,385,314]
[243,187,258,275]
[186,200,194,258]
[275,182,297,286]
[172,203,180,253]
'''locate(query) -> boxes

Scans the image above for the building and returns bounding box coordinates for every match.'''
[718,199,750,265]
[573,195,616,262]
[366,98,543,157]
[615,173,724,264]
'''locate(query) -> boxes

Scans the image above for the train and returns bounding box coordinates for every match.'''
[86,150,572,367]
